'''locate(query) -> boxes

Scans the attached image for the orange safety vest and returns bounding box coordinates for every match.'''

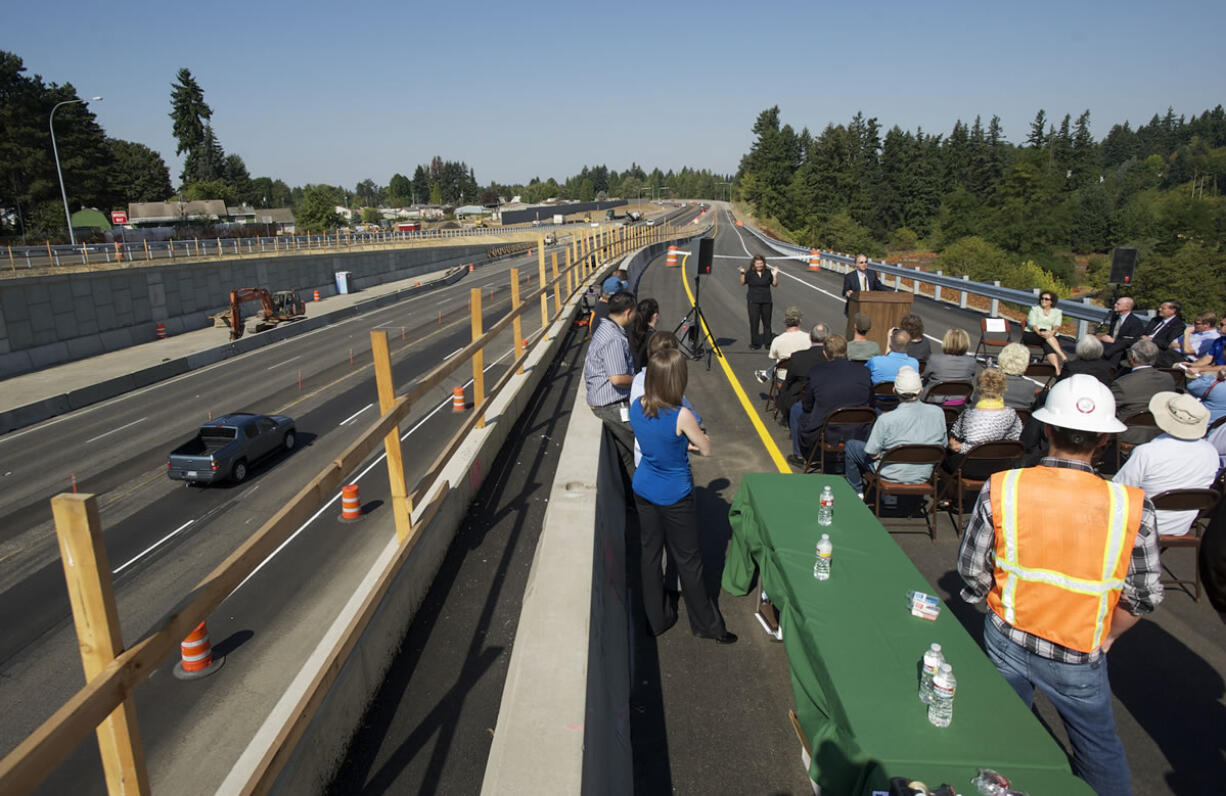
[987,466,1142,654]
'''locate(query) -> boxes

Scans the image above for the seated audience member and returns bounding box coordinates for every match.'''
[1185,320,1226,375]
[843,367,946,496]
[995,342,1041,410]
[1142,299,1186,365]
[924,327,977,392]
[867,328,919,385]
[1023,290,1068,373]
[945,368,1023,478]
[788,335,870,467]
[777,323,829,419]
[628,297,659,371]
[1058,334,1116,387]
[1186,367,1226,423]
[1114,392,1218,536]
[756,306,810,384]
[1112,339,1175,447]
[1098,295,1145,366]
[1176,311,1220,359]
[846,313,881,361]
[631,331,701,466]
[900,313,931,367]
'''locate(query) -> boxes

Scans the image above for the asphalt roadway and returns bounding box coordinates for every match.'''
[0,243,567,792]
[333,205,1225,794]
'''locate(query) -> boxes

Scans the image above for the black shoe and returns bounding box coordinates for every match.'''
[694,630,738,645]
[787,454,807,469]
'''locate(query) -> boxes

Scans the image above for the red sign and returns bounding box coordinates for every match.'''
[111,210,127,225]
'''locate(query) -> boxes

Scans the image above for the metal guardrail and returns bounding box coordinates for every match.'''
[1,223,593,272]
[741,225,1114,338]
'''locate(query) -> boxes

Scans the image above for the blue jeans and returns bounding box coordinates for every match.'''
[789,402,805,458]
[843,439,875,494]
[983,618,1132,796]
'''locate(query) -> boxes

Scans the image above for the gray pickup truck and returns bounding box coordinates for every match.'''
[167,413,296,484]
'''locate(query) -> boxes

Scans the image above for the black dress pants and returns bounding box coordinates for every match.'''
[634,491,726,637]
[747,301,772,348]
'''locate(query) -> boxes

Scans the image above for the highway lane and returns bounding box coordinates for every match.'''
[0,249,558,575]
[0,252,558,759]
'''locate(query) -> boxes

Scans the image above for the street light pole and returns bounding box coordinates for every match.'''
[50,96,103,246]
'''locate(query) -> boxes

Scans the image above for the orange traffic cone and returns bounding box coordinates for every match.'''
[313,289,320,302]
[452,386,466,412]
[809,249,821,271]
[468,263,474,273]
[155,322,166,339]
[173,621,224,679]
[666,245,678,268]
[339,483,362,522]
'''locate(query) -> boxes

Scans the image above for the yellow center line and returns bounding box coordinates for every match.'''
[679,252,790,474]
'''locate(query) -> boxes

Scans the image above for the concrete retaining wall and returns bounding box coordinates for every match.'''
[0,244,487,379]
[0,268,467,435]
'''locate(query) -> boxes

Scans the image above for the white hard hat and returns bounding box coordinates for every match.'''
[1032,374,1127,433]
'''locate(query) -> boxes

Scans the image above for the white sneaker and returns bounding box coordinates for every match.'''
[754,369,769,384]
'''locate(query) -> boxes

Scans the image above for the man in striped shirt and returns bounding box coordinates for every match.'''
[584,291,638,477]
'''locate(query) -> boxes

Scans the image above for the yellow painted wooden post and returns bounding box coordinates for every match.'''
[81,245,89,266]
[471,288,486,428]
[511,267,524,375]
[52,494,151,796]
[565,249,573,297]
[552,252,562,312]
[143,240,150,261]
[370,331,414,543]
[537,240,549,333]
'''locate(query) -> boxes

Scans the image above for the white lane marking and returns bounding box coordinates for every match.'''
[447,348,464,359]
[266,356,300,370]
[338,403,373,426]
[113,520,194,575]
[84,417,146,445]
[229,345,517,595]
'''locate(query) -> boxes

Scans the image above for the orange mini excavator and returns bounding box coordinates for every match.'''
[212,288,307,340]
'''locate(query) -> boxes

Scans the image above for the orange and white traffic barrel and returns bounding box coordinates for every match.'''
[666,245,678,267]
[809,249,821,271]
[452,386,466,412]
[313,289,320,302]
[173,621,224,679]
[340,483,362,521]
[155,322,166,339]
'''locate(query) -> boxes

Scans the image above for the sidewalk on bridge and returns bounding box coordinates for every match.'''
[0,265,458,431]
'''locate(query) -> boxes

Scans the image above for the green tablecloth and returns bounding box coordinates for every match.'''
[723,473,1094,795]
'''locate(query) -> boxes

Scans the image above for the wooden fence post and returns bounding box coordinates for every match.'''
[52,494,150,796]
[511,268,524,375]
[371,332,414,543]
[537,241,549,335]
[471,288,485,428]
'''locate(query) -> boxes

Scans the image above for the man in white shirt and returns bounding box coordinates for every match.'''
[1114,392,1218,536]
[755,306,811,384]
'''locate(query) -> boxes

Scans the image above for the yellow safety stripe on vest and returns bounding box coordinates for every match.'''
[997,469,1024,626]
[996,470,1131,646]
[1092,481,1132,648]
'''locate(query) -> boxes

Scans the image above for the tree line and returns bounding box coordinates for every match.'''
[735,104,1226,314]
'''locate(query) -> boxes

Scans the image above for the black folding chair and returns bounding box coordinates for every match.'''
[975,317,1012,362]
[803,406,876,474]
[1152,487,1221,601]
[863,444,947,540]
[942,440,1025,536]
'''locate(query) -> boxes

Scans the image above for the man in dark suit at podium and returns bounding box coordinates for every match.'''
[842,253,885,316]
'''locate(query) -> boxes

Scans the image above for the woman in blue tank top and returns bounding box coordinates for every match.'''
[630,348,735,644]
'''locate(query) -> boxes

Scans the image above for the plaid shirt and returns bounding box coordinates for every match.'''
[957,457,1163,664]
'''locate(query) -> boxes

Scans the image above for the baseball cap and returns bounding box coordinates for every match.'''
[894,366,922,395]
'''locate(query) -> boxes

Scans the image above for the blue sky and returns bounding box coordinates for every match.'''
[6,0,1224,191]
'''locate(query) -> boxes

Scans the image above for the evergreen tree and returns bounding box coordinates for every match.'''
[108,138,172,204]
[295,184,344,231]
[1026,109,1048,149]
[169,68,214,184]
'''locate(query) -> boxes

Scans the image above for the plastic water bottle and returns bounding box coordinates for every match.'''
[928,663,956,727]
[918,643,944,704]
[813,534,832,580]
[817,485,834,527]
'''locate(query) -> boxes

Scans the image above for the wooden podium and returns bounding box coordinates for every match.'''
[846,292,913,352]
